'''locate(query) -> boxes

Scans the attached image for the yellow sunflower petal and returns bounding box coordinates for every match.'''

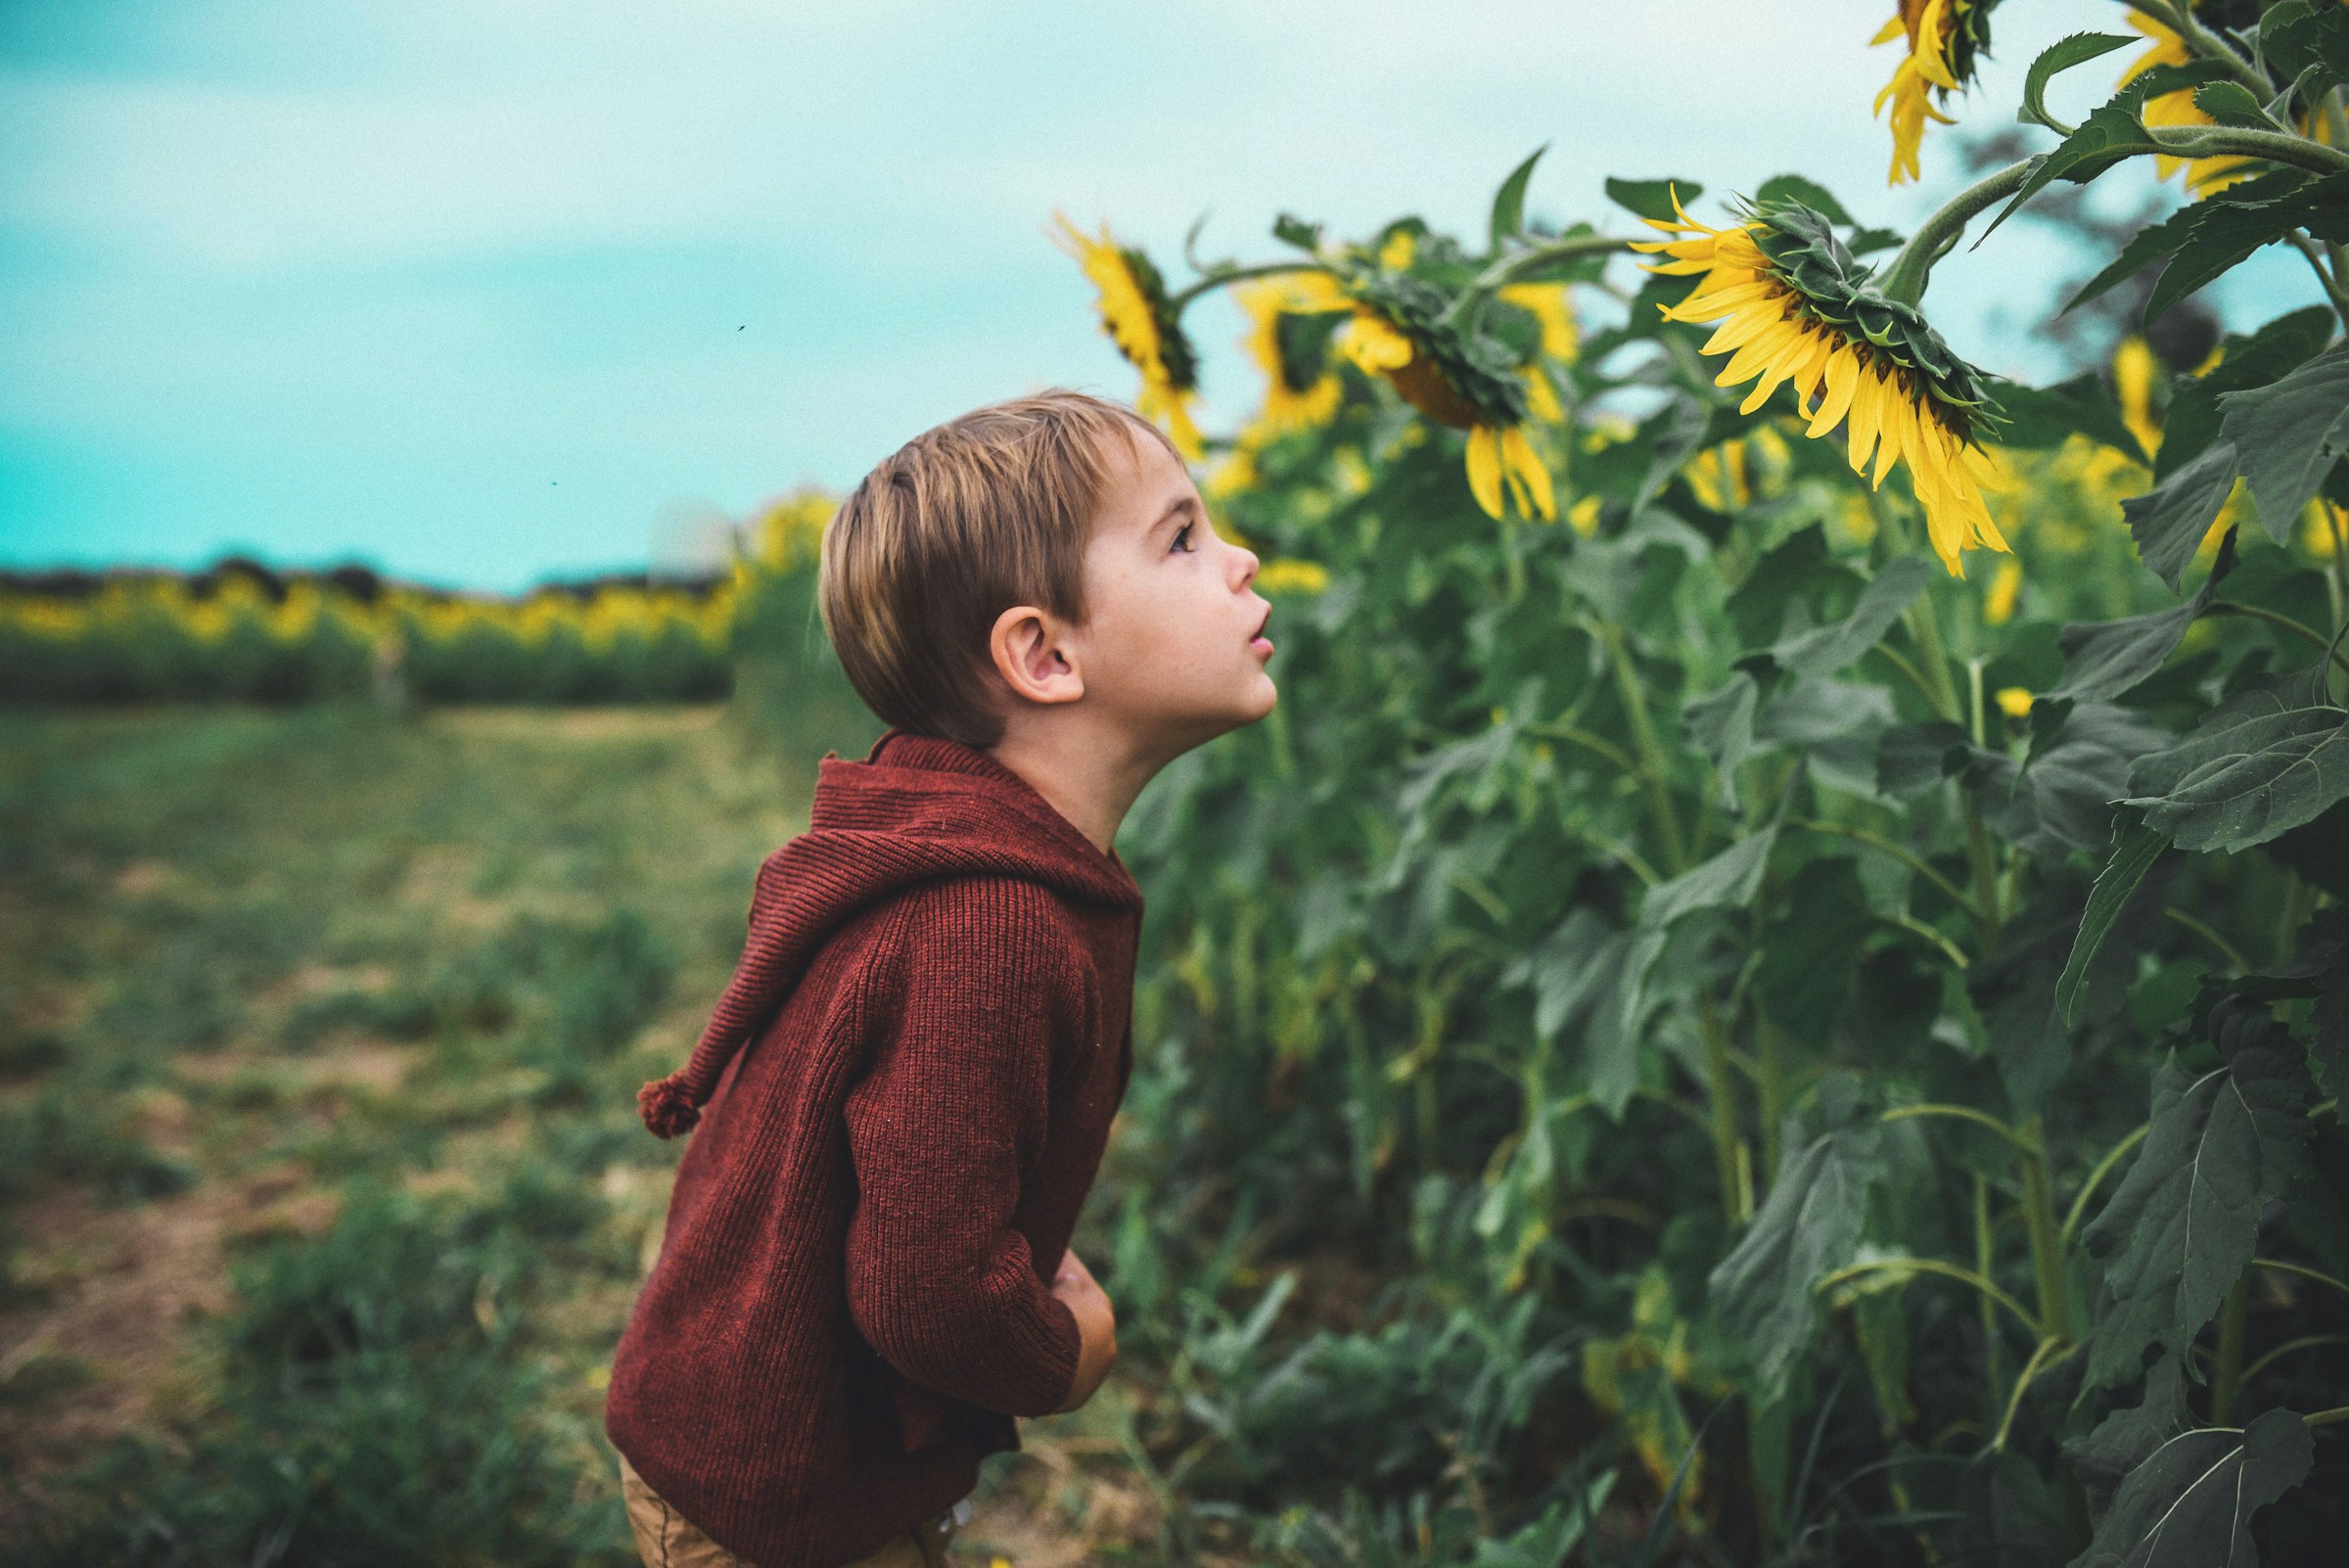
[1341,310,1414,373]
[1465,426,1505,520]
[1846,368,1886,478]
[1522,366,1564,425]
[1808,347,1863,438]
[1501,427,1556,521]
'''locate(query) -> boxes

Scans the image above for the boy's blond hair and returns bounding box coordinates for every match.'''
[818,389,1180,749]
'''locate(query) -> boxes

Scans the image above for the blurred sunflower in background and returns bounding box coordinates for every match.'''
[1872,0,2000,185]
[1051,212,1205,458]
[2120,12,2245,196]
[1635,189,2006,575]
[1235,274,1349,438]
[1497,282,1578,422]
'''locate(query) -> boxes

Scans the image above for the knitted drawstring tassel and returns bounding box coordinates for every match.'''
[638,1073,702,1138]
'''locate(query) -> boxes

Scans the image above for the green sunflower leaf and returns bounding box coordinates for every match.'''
[1707,1079,1879,1400]
[1876,720,1971,799]
[1499,908,1627,1044]
[1489,144,1547,254]
[2262,0,2349,97]
[2018,32,2136,132]
[2057,814,2169,1027]
[2125,658,2349,852]
[2144,195,2325,322]
[2061,208,2198,318]
[1753,856,1871,1039]
[1604,176,1701,226]
[1638,827,1777,930]
[2125,59,2236,103]
[1756,678,1896,800]
[1769,555,1935,678]
[2218,340,2349,542]
[2073,1409,2314,1568]
[2121,440,2240,593]
[1970,701,2171,862]
[1983,88,2165,243]
[2061,1354,2188,1511]
[2047,556,2224,703]
[2081,1003,2313,1387]
[1611,828,1780,1078]
[1682,672,1760,810]
[1272,212,1323,254]
[2158,305,2336,481]
[2193,79,2286,131]
[2227,907,2349,1123]
[2067,170,2346,327]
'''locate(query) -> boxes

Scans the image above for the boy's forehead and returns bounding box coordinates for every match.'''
[1095,422,1193,531]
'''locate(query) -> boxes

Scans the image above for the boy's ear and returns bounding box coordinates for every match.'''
[989,605,1083,707]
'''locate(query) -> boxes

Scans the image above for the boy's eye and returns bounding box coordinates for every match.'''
[1172,522,1194,553]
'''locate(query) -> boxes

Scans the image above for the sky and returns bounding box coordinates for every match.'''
[0,0,2325,591]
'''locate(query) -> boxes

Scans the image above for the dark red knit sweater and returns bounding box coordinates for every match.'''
[604,727,1143,1568]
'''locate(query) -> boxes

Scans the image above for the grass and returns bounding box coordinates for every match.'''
[0,702,848,1563]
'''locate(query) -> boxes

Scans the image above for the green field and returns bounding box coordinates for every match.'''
[0,704,1155,1566]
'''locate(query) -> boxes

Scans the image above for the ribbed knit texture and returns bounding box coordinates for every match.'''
[603,726,1143,1568]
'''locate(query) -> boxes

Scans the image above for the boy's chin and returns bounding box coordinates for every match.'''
[1148,683,1276,750]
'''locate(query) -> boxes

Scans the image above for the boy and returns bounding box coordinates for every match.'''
[604,390,1279,1568]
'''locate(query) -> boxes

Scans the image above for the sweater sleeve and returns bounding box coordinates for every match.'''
[841,879,1084,1416]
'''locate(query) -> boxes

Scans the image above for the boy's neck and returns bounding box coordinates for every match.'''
[982,720,1163,861]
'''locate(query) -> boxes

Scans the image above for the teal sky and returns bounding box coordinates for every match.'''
[0,0,2322,590]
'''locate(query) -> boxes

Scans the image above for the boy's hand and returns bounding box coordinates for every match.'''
[1047,1247,1117,1413]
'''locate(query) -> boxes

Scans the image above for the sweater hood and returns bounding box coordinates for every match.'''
[637,725,1144,1136]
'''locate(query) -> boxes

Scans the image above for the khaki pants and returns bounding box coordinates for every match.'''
[617,1453,962,1568]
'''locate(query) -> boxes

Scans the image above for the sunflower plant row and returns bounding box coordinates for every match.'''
[1038,2,2349,1561]
[0,563,737,707]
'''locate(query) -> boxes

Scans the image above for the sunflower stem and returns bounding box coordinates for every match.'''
[2284,232,2349,333]
[1445,235,1636,326]
[1877,160,2035,307]
[1699,992,1746,1224]
[1756,1015,1788,1194]
[1166,261,1333,311]
[2018,1119,2072,1347]
[2152,125,2349,178]
[2212,1269,2250,1426]
[2201,599,2349,679]
[1593,620,1689,875]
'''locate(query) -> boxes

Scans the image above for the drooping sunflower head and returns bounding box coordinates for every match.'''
[1871,0,2001,185]
[1339,272,1554,521]
[1338,271,1529,432]
[1051,212,1204,457]
[1633,189,2007,574]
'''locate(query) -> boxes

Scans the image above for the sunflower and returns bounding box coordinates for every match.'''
[1320,270,1554,522]
[1051,212,1204,458]
[1632,189,2007,576]
[1871,0,1999,185]
[1235,274,1348,438]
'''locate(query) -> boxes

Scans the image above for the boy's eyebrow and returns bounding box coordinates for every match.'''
[1148,495,1202,538]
